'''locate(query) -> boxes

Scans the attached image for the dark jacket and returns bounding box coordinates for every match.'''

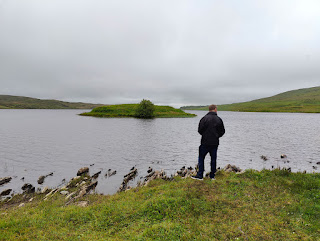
[198,112,225,146]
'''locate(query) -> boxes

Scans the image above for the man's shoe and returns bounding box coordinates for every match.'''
[191,175,203,181]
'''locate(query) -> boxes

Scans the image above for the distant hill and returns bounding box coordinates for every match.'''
[0,95,103,109]
[181,86,320,113]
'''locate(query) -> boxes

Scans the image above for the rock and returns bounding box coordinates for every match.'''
[147,167,153,173]
[0,189,12,196]
[21,183,35,194]
[77,167,89,176]
[91,171,101,179]
[77,201,88,207]
[45,188,58,198]
[281,154,287,159]
[223,164,242,173]
[29,198,34,202]
[0,177,12,186]
[41,186,49,194]
[37,176,45,184]
[260,155,268,161]
[86,181,98,193]
[316,162,320,165]
[65,192,76,200]
[18,203,25,208]
[60,191,69,195]
[118,168,138,192]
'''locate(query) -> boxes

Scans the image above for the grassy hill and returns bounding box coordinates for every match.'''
[182,86,320,113]
[0,95,103,109]
[80,104,196,118]
[1,169,319,240]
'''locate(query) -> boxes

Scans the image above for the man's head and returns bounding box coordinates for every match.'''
[208,104,217,112]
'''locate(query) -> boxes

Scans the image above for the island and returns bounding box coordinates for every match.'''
[80,104,196,118]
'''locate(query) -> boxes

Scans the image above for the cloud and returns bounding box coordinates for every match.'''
[0,0,319,106]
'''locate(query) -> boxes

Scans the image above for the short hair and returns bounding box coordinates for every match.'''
[208,104,217,111]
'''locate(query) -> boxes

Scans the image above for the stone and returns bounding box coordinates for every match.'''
[77,201,88,207]
[0,177,12,186]
[91,171,101,179]
[317,162,320,165]
[37,176,45,184]
[29,198,34,202]
[77,167,89,176]
[86,181,98,193]
[60,191,69,195]
[65,192,76,200]
[18,203,25,208]
[281,154,287,159]
[223,164,242,173]
[41,186,49,194]
[21,183,35,194]
[0,189,12,196]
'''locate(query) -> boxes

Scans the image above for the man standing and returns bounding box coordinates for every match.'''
[192,104,225,180]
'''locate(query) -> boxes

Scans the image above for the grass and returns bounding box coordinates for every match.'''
[0,95,103,109]
[1,169,319,240]
[80,104,196,118]
[182,86,320,113]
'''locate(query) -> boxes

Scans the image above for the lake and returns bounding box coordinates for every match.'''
[1,109,319,195]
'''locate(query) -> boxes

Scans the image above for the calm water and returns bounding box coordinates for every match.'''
[1,109,319,195]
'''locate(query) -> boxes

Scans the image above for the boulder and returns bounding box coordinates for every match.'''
[37,176,45,184]
[77,167,89,176]
[223,164,242,173]
[21,183,35,194]
[60,191,69,195]
[0,177,12,186]
[0,189,12,196]
[91,171,101,179]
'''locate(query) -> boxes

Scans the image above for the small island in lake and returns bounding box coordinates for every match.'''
[80,103,196,118]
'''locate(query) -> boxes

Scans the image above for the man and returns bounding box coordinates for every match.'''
[192,104,225,180]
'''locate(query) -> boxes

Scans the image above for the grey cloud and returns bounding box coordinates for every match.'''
[0,0,320,107]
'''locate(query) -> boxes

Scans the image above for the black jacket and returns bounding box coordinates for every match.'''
[198,112,225,146]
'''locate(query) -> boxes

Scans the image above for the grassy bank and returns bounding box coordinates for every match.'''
[1,169,319,240]
[182,86,320,113]
[80,104,196,118]
[0,95,103,109]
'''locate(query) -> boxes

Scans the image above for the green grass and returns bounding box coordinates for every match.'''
[80,104,196,118]
[182,86,320,113]
[1,169,319,240]
[0,95,103,109]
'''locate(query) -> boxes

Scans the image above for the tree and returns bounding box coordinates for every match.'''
[135,99,155,118]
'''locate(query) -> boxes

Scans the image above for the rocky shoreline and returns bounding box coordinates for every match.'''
[0,164,245,208]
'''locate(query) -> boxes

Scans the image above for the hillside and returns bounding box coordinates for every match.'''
[182,86,320,113]
[80,104,196,118]
[0,95,103,109]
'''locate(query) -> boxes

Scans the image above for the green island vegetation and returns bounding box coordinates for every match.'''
[182,86,320,113]
[0,95,103,109]
[1,169,319,240]
[80,102,196,118]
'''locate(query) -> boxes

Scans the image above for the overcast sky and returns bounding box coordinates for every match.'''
[1,0,320,107]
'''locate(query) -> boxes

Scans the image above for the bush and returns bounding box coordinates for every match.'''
[135,99,155,118]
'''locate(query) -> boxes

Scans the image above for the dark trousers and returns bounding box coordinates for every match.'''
[198,144,218,178]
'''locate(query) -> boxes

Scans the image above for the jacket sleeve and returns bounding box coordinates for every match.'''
[218,119,225,137]
[198,117,207,135]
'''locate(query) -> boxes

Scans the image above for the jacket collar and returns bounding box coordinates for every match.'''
[207,111,217,115]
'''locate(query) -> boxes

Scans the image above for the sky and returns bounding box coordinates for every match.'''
[0,0,320,107]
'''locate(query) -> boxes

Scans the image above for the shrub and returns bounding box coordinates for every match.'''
[135,99,155,118]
